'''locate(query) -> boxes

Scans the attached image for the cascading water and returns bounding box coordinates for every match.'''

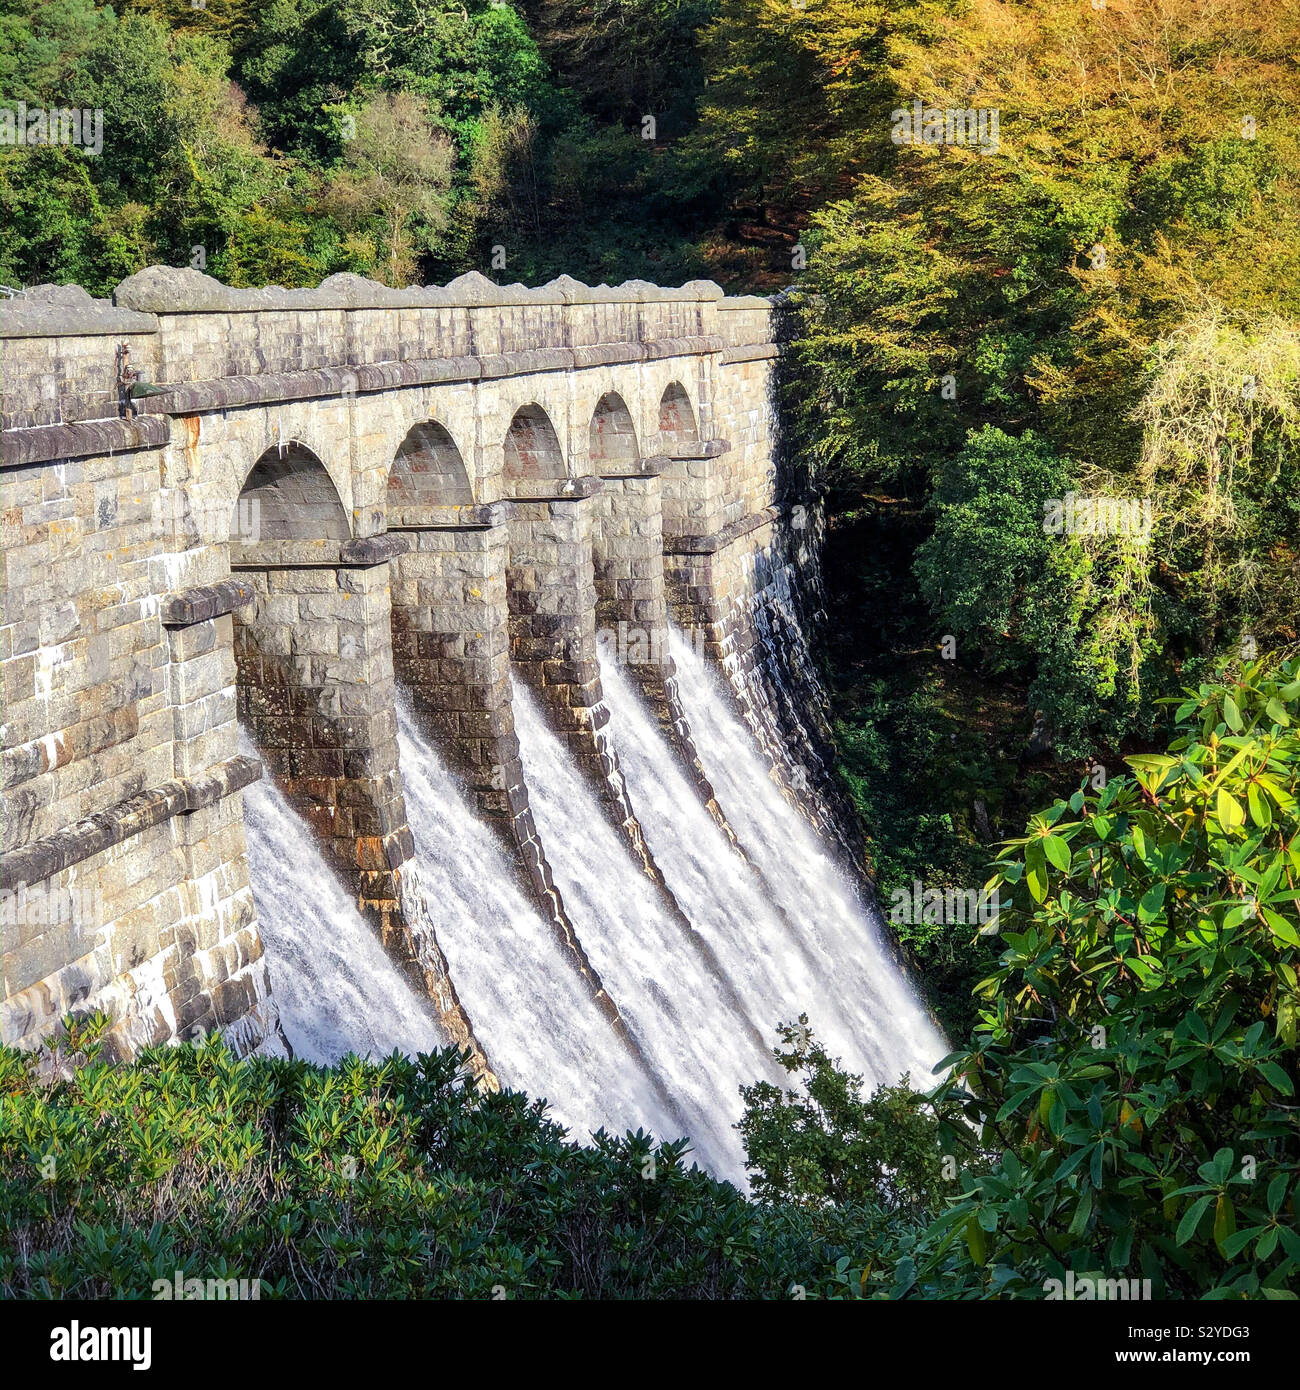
[510,680,784,1176]
[240,624,945,1186]
[393,698,686,1149]
[241,752,446,1065]
[666,626,948,1084]
[599,653,919,1087]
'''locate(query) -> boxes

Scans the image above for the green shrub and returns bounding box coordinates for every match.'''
[893,653,1300,1298]
[735,654,1300,1300]
[1,1029,873,1300]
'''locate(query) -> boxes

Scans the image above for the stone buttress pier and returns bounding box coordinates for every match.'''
[500,397,664,884]
[591,445,739,851]
[656,305,836,821]
[227,462,489,1077]
[387,494,623,1027]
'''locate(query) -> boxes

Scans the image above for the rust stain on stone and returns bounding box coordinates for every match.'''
[355,835,388,872]
[182,414,201,469]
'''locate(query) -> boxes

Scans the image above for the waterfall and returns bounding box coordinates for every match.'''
[393,698,687,1151]
[666,627,948,1084]
[509,680,782,1176]
[240,627,946,1188]
[241,755,446,1065]
[600,653,905,1085]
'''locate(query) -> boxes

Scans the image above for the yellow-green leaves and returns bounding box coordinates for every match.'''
[964,1214,987,1266]
[1213,1194,1237,1258]
[1216,786,1246,832]
[1025,843,1049,904]
[1223,694,1244,733]
[1126,753,1178,796]
[1042,834,1071,873]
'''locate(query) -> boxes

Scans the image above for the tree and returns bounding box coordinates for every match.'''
[773,0,1300,766]
[123,0,260,46]
[916,655,1300,1298]
[689,0,951,220]
[744,655,1300,1299]
[914,425,1159,758]
[0,0,113,101]
[323,92,454,284]
[740,1016,953,1213]
[915,426,1069,674]
[1134,310,1300,656]
[521,0,717,138]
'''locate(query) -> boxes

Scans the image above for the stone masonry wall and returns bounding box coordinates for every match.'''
[1,783,276,1063]
[1,375,282,1059]
[2,267,783,1066]
[2,454,173,852]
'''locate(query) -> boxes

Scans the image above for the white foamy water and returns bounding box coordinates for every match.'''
[600,655,908,1083]
[510,680,783,1176]
[667,628,948,1089]
[241,755,446,1065]
[240,626,945,1186]
[394,698,685,1148]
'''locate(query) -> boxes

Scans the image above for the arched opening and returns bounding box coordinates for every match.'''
[658,383,698,448]
[503,404,566,491]
[388,421,473,513]
[234,442,349,543]
[589,392,639,472]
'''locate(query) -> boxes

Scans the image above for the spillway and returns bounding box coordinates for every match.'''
[241,754,446,1065]
[394,697,689,1151]
[240,631,945,1186]
[666,627,948,1086]
[508,680,781,1176]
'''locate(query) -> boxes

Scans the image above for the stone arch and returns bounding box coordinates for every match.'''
[388,420,473,516]
[589,391,640,473]
[504,403,566,491]
[658,382,698,447]
[234,441,350,543]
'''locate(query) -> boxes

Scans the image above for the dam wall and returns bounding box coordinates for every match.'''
[0,267,803,1064]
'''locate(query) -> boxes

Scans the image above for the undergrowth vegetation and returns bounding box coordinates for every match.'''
[0,1034,867,1299]
[5,661,1296,1300]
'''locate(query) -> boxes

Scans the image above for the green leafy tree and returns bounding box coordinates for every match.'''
[522,0,717,138]
[914,425,1159,757]
[0,0,113,101]
[321,91,454,284]
[740,1016,954,1214]
[915,427,1069,675]
[234,0,363,158]
[905,655,1300,1298]
[742,656,1300,1300]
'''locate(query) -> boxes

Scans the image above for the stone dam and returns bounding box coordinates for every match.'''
[0,266,863,1083]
